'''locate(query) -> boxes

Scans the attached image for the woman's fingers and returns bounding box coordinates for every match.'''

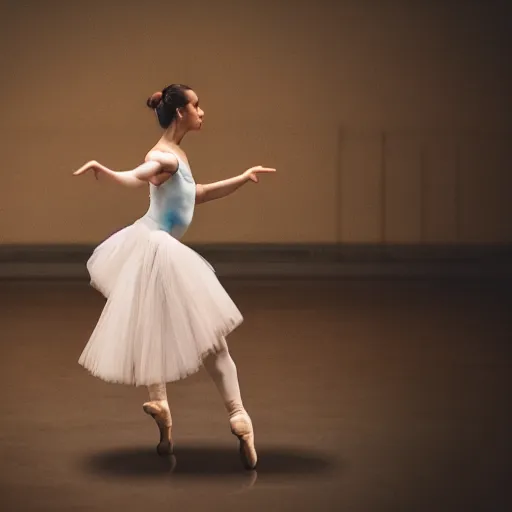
[248,166,276,174]
[73,160,98,176]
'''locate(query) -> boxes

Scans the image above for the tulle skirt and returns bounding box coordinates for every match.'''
[78,217,243,387]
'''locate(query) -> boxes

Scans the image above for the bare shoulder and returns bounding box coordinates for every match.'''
[144,147,179,174]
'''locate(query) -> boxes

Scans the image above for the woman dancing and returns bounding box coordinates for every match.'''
[73,83,275,470]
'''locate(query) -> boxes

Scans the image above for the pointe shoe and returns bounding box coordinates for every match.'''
[143,401,173,456]
[230,412,257,470]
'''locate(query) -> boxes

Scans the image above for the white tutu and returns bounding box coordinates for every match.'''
[78,217,243,386]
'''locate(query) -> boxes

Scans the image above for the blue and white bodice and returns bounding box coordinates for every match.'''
[142,154,196,239]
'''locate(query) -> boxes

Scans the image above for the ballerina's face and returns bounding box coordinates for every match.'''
[181,90,204,131]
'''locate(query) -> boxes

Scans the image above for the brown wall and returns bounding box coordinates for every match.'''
[0,0,510,245]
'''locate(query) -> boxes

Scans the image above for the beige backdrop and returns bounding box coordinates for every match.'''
[0,0,510,245]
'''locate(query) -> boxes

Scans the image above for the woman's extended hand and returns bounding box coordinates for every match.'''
[242,165,276,183]
[73,160,105,180]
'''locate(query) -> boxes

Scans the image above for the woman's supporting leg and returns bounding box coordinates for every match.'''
[143,383,173,456]
[203,338,257,469]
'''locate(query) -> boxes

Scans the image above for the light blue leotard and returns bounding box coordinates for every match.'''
[141,153,196,240]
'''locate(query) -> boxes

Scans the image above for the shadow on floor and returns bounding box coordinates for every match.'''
[82,444,341,479]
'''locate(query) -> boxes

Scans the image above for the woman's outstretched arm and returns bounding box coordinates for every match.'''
[72,151,179,188]
[195,165,276,204]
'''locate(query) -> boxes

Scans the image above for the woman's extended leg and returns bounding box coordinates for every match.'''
[203,337,257,469]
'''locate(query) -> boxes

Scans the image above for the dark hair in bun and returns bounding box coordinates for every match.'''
[147,91,163,109]
[146,84,192,129]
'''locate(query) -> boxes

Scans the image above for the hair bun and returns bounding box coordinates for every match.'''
[146,91,163,109]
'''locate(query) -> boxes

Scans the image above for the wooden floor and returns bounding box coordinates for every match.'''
[0,278,511,512]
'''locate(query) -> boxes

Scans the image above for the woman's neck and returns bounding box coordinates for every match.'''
[162,122,188,146]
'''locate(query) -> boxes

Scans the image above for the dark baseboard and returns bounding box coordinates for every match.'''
[1,243,512,280]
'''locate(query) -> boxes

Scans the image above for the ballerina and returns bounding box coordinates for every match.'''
[73,83,275,469]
